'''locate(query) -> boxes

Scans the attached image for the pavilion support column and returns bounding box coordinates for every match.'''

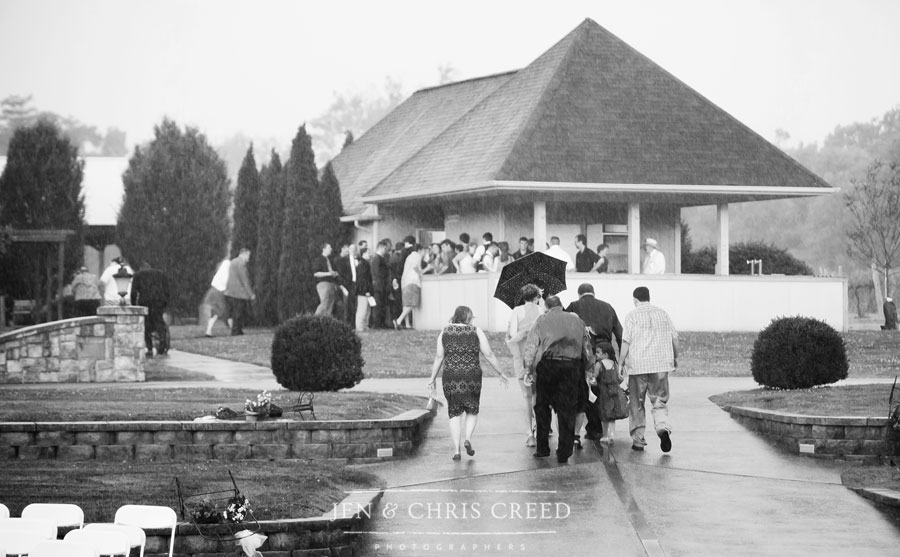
[716,203,729,275]
[533,201,547,253]
[628,202,641,274]
[674,213,682,275]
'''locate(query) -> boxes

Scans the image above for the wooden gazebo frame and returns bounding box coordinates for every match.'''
[1,228,75,326]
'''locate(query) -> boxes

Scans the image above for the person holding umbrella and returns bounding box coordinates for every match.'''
[506,283,545,447]
[427,306,510,461]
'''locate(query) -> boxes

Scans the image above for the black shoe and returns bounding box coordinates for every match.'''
[659,430,672,453]
[584,432,601,441]
[574,436,583,450]
[464,440,475,456]
[557,457,569,464]
[533,450,550,458]
[631,444,644,451]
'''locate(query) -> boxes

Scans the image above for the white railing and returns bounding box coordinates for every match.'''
[414,272,848,333]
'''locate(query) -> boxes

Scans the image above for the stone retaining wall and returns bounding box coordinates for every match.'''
[0,305,147,383]
[0,409,433,463]
[726,405,900,462]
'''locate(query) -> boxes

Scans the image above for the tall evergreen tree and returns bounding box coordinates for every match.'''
[255,151,284,325]
[117,119,230,317]
[277,126,319,319]
[0,119,85,302]
[232,144,261,259]
[316,161,347,254]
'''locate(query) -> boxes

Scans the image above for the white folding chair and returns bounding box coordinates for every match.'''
[22,503,85,529]
[84,522,146,557]
[65,528,130,556]
[29,539,96,557]
[0,519,59,555]
[0,516,58,538]
[0,503,9,519]
[114,505,177,557]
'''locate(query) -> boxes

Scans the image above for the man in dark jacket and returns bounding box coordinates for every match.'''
[335,243,360,326]
[369,240,392,328]
[130,261,170,356]
[566,283,624,440]
[883,296,898,330]
[523,295,595,464]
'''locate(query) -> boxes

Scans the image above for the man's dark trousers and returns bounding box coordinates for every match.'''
[226,296,250,335]
[534,358,582,460]
[371,288,390,328]
[145,304,169,353]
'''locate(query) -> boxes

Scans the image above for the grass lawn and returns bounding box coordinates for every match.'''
[0,460,382,522]
[0,388,424,421]
[708,383,897,417]
[173,325,900,379]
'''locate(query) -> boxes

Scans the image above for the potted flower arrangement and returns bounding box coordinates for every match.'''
[244,391,271,421]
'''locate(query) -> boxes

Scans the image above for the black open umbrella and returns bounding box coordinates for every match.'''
[493,251,568,308]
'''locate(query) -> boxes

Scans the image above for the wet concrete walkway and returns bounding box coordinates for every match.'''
[107,351,900,554]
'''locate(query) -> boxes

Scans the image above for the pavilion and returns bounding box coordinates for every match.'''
[331,18,844,332]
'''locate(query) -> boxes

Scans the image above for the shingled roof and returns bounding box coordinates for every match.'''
[333,18,833,216]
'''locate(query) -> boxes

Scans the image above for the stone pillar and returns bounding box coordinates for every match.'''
[96,305,147,382]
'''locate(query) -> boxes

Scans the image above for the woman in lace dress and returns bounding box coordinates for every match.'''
[428,306,510,460]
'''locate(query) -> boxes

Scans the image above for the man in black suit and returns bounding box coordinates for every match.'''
[334,243,360,325]
[369,240,392,328]
[355,247,373,331]
[130,261,170,356]
[565,282,623,440]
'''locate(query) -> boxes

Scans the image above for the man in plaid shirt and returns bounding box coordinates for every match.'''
[619,286,679,453]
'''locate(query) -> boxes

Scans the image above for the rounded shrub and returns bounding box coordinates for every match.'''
[750,316,848,389]
[271,314,365,392]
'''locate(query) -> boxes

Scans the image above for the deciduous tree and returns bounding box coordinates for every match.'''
[844,159,900,299]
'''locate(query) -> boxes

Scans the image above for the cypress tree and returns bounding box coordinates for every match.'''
[232,144,260,260]
[255,151,283,325]
[0,119,85,303]
[277,126,319,319]
[316,161,347,254]
[117,119,230,317]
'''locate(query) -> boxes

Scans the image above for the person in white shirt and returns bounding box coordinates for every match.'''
[543,236,575,271]
[99,257,133,305]
[641,238,666,274]
[204,258,233,336]
[394,244,427,329]
[472,232,493,268]
[454,243,477,274]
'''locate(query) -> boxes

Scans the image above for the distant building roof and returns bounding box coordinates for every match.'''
[333,18,833,214]
[0,155,128,226]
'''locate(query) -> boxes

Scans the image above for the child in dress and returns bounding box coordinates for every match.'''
[592,341,627,444]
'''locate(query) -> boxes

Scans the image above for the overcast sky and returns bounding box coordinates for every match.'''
[1,0,898,151]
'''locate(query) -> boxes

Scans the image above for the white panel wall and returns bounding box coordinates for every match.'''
[415,272,848,333]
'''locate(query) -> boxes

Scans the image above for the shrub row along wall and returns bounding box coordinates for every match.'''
[726,406,900,461]
[0,409,433,463]
[55,490,382,557]
[0,305,147,383]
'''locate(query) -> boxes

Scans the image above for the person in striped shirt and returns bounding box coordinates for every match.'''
[619,286,679,453]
